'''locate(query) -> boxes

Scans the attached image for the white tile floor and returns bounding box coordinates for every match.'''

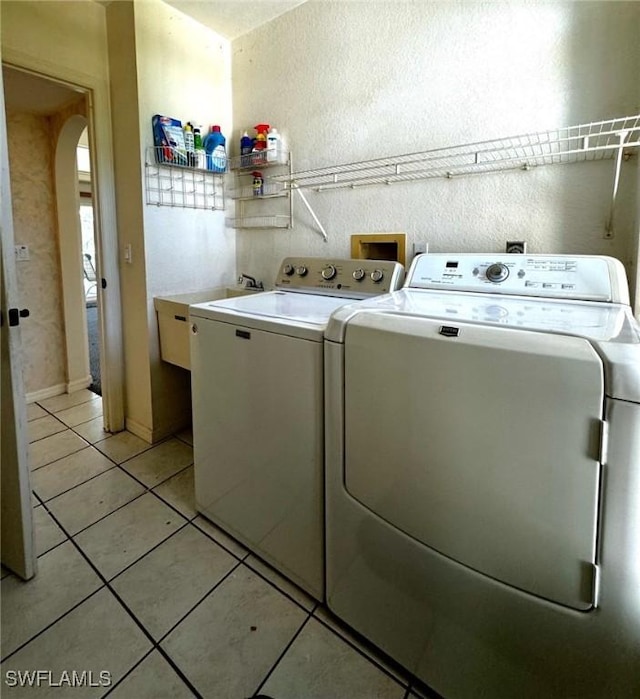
[1,390,437,699]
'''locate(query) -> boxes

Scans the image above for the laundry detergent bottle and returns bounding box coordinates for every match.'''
[204,125,227,172]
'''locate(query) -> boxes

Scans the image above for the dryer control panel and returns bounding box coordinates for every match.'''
[275,257,405,298]
[406,254,629,303]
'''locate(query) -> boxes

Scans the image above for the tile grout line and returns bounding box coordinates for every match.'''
[24,499,206,699]
[251,612,313,697]
[33,461,119,507]
[0,586,106,664]
[36,458,193,541]
[29,439,93,473]
[99,648,157,698]
[154,558,245,646]
[311,609,413,689]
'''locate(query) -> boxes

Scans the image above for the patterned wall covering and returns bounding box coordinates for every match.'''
[7,110,67,395]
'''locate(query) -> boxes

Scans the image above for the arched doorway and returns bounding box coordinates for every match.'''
[55,114,96,395]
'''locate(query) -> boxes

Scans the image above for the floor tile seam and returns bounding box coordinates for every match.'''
[153,556,245,646]
[135,471,197,524]
[0,585,106,664]
[33,462,119,505]
[409,680,444,699]
[98,647,200,699]
[62,489,149,538]
[126,459,194,493]
[239,558,318,615]
[115,433,177,467]
[311,608,412,690]
[36,535,70,560]
[250,611,313,697]
[173,435,193,448]
[29,440,92,473]
[27,417,67,439]
[33,396,98,418]
[56,411,105,430]
[38,394,101,412]
[25,504,204,699]
[103,519,192,584]
[98,647,156,698]
[87,432,166,466]
[190,518,251,563]
[27,427,68,446]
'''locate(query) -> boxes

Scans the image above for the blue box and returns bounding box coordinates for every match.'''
[152,115,188,166]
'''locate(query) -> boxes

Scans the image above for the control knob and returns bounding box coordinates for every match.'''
[321,265,337,281]
[296,265,308,277]
[370,269,384,283]
[283,263,295,276]
[352,268,366,281]
[486,263,509,283]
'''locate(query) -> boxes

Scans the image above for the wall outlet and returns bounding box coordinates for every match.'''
[505,240,527,254]
[414,241,429,255]
[15,244,30,261]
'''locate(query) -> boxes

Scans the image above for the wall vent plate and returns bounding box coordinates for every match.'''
[506,241,527,254]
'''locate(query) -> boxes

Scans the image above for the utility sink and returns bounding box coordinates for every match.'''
[154,286,262,370]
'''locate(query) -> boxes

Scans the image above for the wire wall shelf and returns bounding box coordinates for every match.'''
[272,115,640,192]
[145,147,225,211]
[227,181,289,200]
[225,215,292,230]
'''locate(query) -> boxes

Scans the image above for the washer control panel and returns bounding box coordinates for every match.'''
[275,258,405,297]
[406,254,629,303]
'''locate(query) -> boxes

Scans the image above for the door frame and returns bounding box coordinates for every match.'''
[1,57,125,433]
[0,53,36,580]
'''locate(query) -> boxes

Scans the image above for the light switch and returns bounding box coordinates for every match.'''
[15,244,30,261]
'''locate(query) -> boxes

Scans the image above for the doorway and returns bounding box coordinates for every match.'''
[2,66,104,407]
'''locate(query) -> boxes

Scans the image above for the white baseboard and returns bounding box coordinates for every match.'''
[25,383,67,404]
[67,375,92,393]
[124,417,153,444]
[125,415,191,444]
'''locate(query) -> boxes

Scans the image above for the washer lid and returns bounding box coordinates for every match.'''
[326,289,640,401]
[190,290,352,340]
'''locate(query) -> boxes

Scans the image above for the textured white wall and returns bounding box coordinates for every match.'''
[232,0,640,294]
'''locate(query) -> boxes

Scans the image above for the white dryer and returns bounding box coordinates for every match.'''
[190,257,404,600]
[324,253,640,698]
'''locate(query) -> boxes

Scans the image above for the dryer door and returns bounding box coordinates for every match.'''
[343,313,604,611]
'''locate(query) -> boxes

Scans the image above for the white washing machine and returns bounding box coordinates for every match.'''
[190,257,404,600]
[324,253,640,698]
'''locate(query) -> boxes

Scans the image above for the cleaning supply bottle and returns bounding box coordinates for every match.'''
[203,125,227,173]
[184,123,195,166]
[193,126,206,169]
[266,127,281,163]
[252,124,269,164]
[240,131,253,167]
[252,171,264,196]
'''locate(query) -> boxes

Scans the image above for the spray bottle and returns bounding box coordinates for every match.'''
[252,124,269,164]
